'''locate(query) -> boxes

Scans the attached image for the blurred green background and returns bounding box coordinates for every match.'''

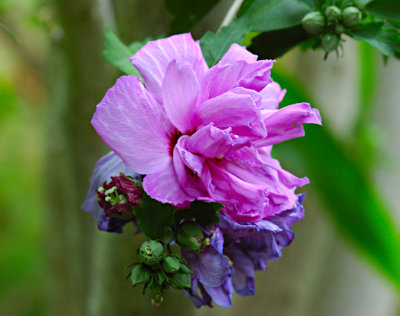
[1,0,400,315]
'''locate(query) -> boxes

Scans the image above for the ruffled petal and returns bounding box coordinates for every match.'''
[186,124,250,158]
[217,43,258,65]
[257,102,322,147]
[130,33,208,103]
[162,61,200,133]
[142,162,193,205]
[91,76,173,174]
[203,59,274,100]
[260,81,286,110]
[195,88,260,130]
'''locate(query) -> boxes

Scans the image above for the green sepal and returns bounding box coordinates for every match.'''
[131,264,151,287]
[171,273,191,289]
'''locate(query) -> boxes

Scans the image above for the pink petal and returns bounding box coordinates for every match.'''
[92,76,173,174]
[162,61,200,133]
[186,124,250,158]
[260,82,286,110]
[143,163,193,205]
[256,103,322,146]
[217,43,258,65]
[203,59,274,100]
[195,89,259,130]
[130,33,208,103]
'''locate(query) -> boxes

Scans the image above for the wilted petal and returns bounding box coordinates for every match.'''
[203,278,233,307]
[162,61,200,133]
[92,76,173,174]
[196,246,231,287]
[130,33,208,103]
[81,151,138,233]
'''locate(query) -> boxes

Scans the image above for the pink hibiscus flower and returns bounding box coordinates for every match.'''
[92,33,321,223]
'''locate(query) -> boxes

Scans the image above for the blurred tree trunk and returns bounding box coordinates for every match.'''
[45,0,398,315]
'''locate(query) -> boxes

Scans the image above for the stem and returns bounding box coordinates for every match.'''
[218,0,244,30]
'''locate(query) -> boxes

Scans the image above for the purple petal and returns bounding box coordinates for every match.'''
[130,33,208,103]
[224,244,255,296]
[203,278,233,307]
[196,246,231,287]
[162,61,200,133]
[91,76,173,174]
[142,162,193,205]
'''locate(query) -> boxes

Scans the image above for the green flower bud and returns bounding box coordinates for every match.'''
[325,6,341,21]
[302,11,325,34]
[162,256,180,274]
[151,294,164,307]
[341,6,362,27]
[139,240,164,266]
[322,33,340,53]
[161,227,173,245]
[335,24,346,34]
[131,264,151,287]
[176,222,203,252]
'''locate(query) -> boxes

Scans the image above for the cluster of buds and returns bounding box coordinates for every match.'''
[130,240,192,306]
[301,4,363,57]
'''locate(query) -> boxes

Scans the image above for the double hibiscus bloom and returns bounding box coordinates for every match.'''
[91,33,321,223]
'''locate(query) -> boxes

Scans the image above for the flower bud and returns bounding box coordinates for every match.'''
[176,223,203,252]
[131,264,151,286]
[335,24,346,34]
[325,6,341,21]
[322,33,340,53]
[341,6,362,27]
[139,240,164,266]
[162,256,180,274]
[301,11,325,34]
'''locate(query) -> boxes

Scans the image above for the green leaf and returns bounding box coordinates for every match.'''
[366,0,400,20]
[200,18,249,67]
[200,0,311,66]
[273,70,400,292]
[164,0,221,33]
[103,29,140,76]
[238,0,310,31]
[248,25,309,59]
[351,22,400,57]
[134,193,175,240]
[174,200,222,228]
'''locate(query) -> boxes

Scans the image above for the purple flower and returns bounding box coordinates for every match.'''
[81,151,140,233]
[184,195,304,307]
[91,33,321,223]
[221,194,305,296]
[183,228,233,307]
